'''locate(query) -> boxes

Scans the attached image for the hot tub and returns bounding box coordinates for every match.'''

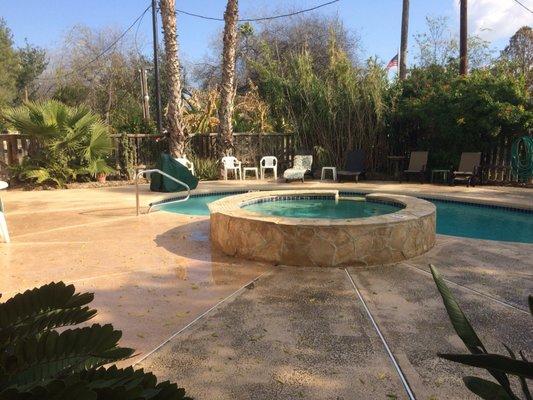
[209,190,436,267]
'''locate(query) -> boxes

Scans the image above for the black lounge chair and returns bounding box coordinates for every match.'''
[338,149,365,182]
[451,152,482,187]
[401,151,428,183]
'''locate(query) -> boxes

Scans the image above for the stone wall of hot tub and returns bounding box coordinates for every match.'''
[209,190,436,267]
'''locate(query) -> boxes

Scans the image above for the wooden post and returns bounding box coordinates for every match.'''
[399,0,410,80]
[459,0,468,75]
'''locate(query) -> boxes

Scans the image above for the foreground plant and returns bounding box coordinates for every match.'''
[430,265,532,400]
[0,282,190,399]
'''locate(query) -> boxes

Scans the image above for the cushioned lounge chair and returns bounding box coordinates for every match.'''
[401,151,428,183]
[338,149,365,182]
[283,155,313,182]
[451,152,482,187]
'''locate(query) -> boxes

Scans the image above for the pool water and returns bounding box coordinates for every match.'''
[243,199,400,219]
[159,193,533,243]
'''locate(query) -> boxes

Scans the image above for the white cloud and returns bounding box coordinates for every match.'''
[453,0,532,41]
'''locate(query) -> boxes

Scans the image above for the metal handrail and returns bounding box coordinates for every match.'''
[135,169,191,215]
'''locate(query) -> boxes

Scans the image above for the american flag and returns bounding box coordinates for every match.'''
[386,54,399,70]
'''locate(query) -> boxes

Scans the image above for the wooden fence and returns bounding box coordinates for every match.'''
[1,132,295,170]
[0,131,527,184]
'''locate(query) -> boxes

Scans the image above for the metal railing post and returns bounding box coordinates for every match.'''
[135,169,191,215]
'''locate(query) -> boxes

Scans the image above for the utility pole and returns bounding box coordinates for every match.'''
[459,0,468,75]
[399,0,409,80]
[151,0,163,133]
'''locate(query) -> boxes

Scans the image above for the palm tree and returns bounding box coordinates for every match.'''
[217,0,239,157]
[2,100,113,186]
[159,0,186,157]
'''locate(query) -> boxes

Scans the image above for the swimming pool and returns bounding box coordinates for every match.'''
[158,192,533,243]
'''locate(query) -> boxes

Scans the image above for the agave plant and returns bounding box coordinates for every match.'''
[431,265,532,400]
[0,282,191,399]
[2,100,114,187]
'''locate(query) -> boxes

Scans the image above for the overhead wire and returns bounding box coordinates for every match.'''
[510,0,533,13]
[176,0,340,22]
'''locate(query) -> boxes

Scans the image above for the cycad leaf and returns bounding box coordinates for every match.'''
[463,376,514,400]
[0,282,95,343]
[2,324,134,388]
[439,353,533,379]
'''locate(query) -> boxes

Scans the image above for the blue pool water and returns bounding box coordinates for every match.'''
[244,199,400,219]
[159,193,533,243]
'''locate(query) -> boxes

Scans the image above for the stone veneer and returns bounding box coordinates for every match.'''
[209,190,436,267]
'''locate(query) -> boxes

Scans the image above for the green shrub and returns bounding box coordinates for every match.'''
[189,154,219,180]
[391,67,532,169]
[0,281,191,399]
[431,265,532,400]
[2,100,114,187]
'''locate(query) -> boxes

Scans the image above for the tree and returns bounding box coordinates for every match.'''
[500,26,533,89]
[159,0,187,157]
[414,16,491,70]
[44,25,145,131]
[217,0,239,157]
[0,18,18,108]
[16,41,47,103]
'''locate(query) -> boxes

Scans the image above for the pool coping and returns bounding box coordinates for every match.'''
[208,190,436,227]
[153,187,533,214]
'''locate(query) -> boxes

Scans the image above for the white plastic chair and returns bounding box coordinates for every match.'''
[260,156,278,180]
[174,155,195,175]
[0,181,10,243]
[221,156,242,180]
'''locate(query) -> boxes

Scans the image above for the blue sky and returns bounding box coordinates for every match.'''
[1,0,531,66]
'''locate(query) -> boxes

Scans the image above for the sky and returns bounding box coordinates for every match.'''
[1,0,532,68]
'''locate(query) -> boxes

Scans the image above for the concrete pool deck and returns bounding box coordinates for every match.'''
[1,180,532,399]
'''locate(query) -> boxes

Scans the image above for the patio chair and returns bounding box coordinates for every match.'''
[260,156,278,180]
[174,155,195,176]
[337,149,365,182]
[401,151,428,183]
[221,156,242,180]
[451,152,482,187]
[0,180,9,243]
[283,155,313,182]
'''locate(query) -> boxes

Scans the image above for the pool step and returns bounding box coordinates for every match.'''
[337,196,366,202]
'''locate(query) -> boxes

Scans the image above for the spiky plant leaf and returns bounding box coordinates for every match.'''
[1,324,134,389]
[430,265,512,392]
[463,377,515,400]
[430,265,486,353]
[439,354,533,379]
[503,345,532,400]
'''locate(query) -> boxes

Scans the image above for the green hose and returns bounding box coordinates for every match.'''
[511,135,533,183]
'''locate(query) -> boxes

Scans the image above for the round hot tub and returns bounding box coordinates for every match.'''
[209,190,436,267]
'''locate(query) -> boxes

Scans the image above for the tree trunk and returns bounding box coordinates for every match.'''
[399,0,409,80]
[217,0,238,157]
[159,0,186,157]
[459,0,468,75]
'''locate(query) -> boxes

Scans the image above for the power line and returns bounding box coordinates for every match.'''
[511,0,533,13]
[176,0,340,22]
[41,3,151,82]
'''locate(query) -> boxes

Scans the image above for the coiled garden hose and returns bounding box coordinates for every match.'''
[511,135,533,183]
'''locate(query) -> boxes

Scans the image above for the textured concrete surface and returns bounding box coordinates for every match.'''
[138,268,408,400]
[1,181,531,398]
